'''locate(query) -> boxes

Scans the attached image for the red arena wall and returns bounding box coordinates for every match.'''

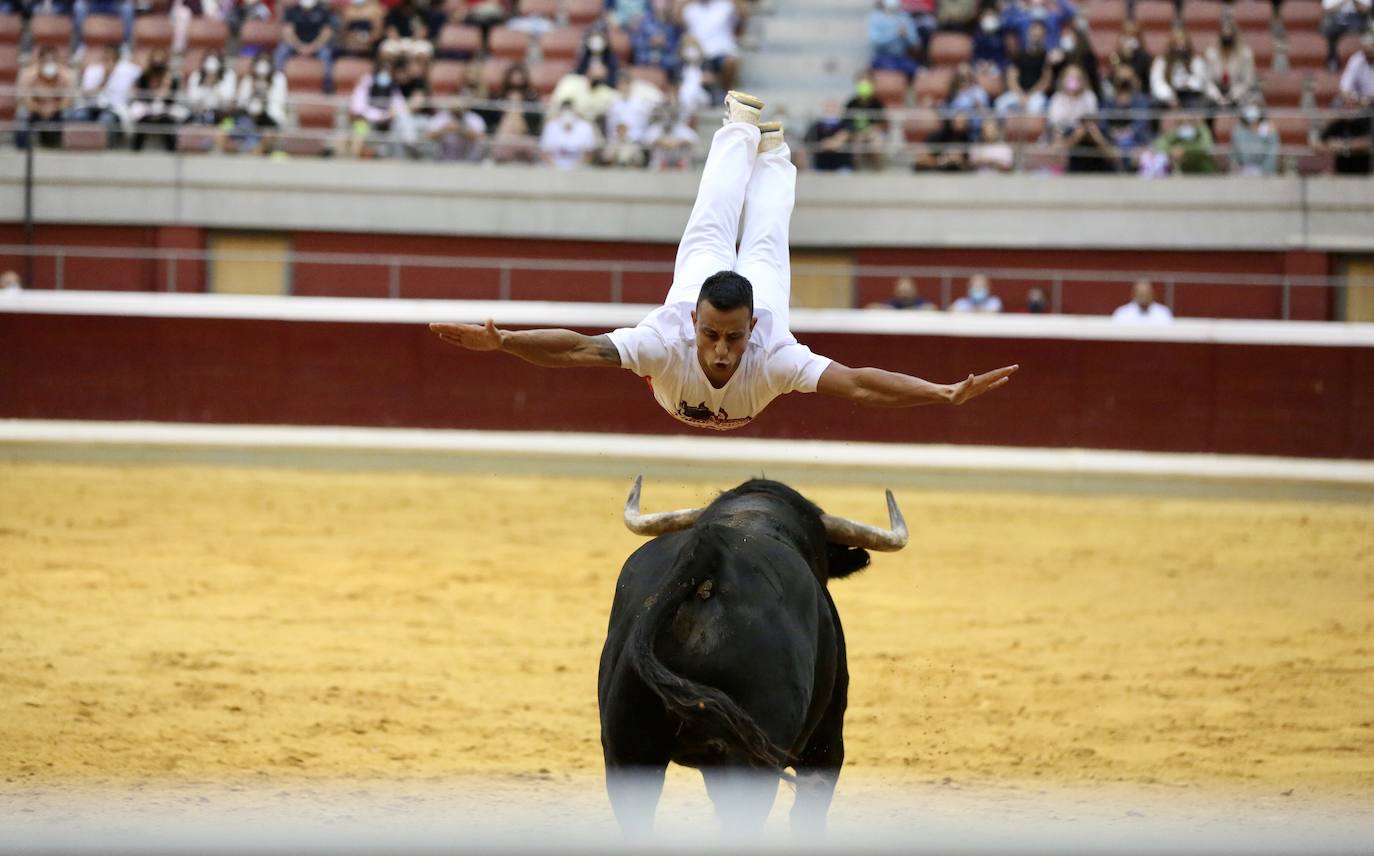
[3,312,1370,460]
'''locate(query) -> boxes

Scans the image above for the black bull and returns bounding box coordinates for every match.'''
[597,478,908,836]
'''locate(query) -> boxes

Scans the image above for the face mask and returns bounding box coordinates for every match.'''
[41,61,58,77]
[1177,124,1198,142]
[205,57,221,74]
[1122,37,1138,52]
[1063,77,1081,93]
[248,98,264,114]
[255,62,271,76]
[683,46,702,63]
[1242,105,1261,124]
[587,35,606,52]
[969,285,989,302]
[376,72,392,87]
[1059,34,1076,52]
[980,14,998,33]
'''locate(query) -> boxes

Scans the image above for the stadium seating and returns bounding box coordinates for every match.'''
[1181,1,1225,31]
[284,56,326,92]
[1004,113,1046,145]
[1085,1,1126,33]
[901,107,940,142]
[186,17,228,52]
[609,27,630,62]
[278,132,329,157]
[428,60,468,95]
[1134,1,1175,32]
[566,0,604,27]
[133,16,174,53]
[626,64,667,89]
[539,27,582,62]
[1280,2,1324,31]
[239,19,280,55]
[0,43,17,83]
[332,56,372,94]
[481,56,514,91]
[29,14,73,50]
[61,123,109,151]
[488,27,531,61]
[0,13,20,46]
[1232,1,1273,31]
[913,67,952,104]
[531,59,573,95]
[871,69,908,107]
[1260,69,1305,107]
[928,32,971,67]
[1284,31,1328,70]
[437,24,481,59]
[295,102,337,129]
[1242,28,1275,68]
[176,125,219,154]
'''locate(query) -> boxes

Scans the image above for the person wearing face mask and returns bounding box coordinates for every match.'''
[129,50,186,152]
[381,0,441,61]
[539,99,600,169]
[1108,20,1152,91]
[1102,68,1152,171]
[277,0,338,93]
[1203,18,1256,109]
[549,58,621,125]
[632,0,684,77]
[1150,26,1207,110]
[1046,18,1099,98]
[1230,100,1278,176]
[972,8,1008,72]
[1338,30,1374,107]
[868,0,920,79]
[231,55,288,153]
[1001,0,1077,54]
[72,0,136,54]
[1048,63,1113,172]
[1025,287,1050,314]
[347,58,417,157]
[505,0,557,37]
[340,0,386,58]
[576,28,621,88]
[1318,94,1374,175]
[677,37,713,118]
[642,95,700,170]
[1152,115,1217,174]
[950,275,1003,313]
[186,50,238,126]
[845,77,891,171]
[994,20,1052,115]
[676,0,747,93]
[18,47,73,149]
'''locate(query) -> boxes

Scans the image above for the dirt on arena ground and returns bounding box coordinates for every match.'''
[2,459,1372,831]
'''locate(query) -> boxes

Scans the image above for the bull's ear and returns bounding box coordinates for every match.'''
[826,545,871,580]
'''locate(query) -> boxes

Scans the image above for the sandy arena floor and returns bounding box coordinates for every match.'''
[2,459,1372,839]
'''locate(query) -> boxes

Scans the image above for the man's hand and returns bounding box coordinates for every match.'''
[949,364,1019,405]
[430,319,503,351]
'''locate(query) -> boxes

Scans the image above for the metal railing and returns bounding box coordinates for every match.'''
[3,243,1372,320]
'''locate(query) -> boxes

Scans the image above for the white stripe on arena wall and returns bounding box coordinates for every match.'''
[4,289,1374,348]
[3,420,1372,487]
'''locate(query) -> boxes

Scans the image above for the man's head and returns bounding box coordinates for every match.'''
[893,276,917,300]
[1,269,20,291]
[692,271,756,385]
[1132,278,1155,308]
[967,273,991,301]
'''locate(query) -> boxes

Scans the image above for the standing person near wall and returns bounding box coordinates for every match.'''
[431,93,1018,430]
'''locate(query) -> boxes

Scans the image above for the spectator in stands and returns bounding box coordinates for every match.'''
[1339,31,1374,106]
[1025,287,1049,313]
[972,7,1008,71]
[606,73,662,142]
[73,0,134,54]
[601,120,649,167]
[75,45,140,140]
[1322,0,1371,71]
[380,0,439,64]
[846,77,891,171]
[277,0,338,93]
[1047,63,1107,170]
[425,94,487,161]
[950,274,1003,312]
[229,53,287,154]
[129,50,185,152]
[348,57,418,157]
[904,0,938,47]
[948,61,991,116]
[677,37,713,118]
[576,27,621,87]
[507,0,557,37]
[642,96,698,169]
[478,63,542,137]
[677,0,744,93]
[632,0,683,77]
[540,99,600,169]
[549,59,620,124]
[18,47,73,149]
[339,0,387,58]
[970,116,1015,172]
[1319,95,1373,174]
[186,50,238,126]
[490,92,540,164]
[1102,67,1152,171]
[937,0,978,32]
[867,276,934,309]
[995,20,1051,115]
[1231,100,1279,175]
[1108,20,1152,92]
[1112,278,1173,323]
[609,0,650,29]
[228,0,275,44]
[1046,17,1100,98]
[1203,17,1256,110]
[1151,26,1207,110]
[0,270,20,292]
[913,111,973,171]
[1153,114,1217,174]
[869,0,921,79]
[805,99,855,171]
[1001,0,1076,53]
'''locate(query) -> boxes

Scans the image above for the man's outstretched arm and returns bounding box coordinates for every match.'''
[430,320,621,368]
[816,362,1018,407]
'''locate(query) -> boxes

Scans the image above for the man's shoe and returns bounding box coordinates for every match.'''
[758,121,784,152]
[723,90,765,126]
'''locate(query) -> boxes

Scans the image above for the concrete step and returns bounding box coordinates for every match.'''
[740,52,869,85]
[750,15,868,48]
[770,0,871,15]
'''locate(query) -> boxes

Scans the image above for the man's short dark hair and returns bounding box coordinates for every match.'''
[697,271,754,316]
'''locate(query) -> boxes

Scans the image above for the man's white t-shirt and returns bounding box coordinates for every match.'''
[607,303,831,431]
[682,0,739,59]
[1112,301,1174,323]
[540,115,598,169]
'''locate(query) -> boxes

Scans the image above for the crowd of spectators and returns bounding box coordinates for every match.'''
[3,0,755,165]
[867,272,1175,322]
[818,0,1374,175]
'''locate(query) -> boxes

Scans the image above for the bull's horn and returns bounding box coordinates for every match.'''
[623,475,703,536]
[820,490,908,552]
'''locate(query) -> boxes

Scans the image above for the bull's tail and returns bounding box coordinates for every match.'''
[626,528,795,782]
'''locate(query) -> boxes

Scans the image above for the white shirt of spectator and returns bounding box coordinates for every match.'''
[950,294,1003,312]
[682,0,739,59]
[539,111,599,169]
[1341,49,1374,103]
[1112,301,1174,323]
[604,82,661,143]
[607,303,831,431]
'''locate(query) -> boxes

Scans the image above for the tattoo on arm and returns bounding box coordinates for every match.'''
[588,334,621,367]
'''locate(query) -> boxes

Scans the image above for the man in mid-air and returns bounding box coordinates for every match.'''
[432,92,1018,431]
